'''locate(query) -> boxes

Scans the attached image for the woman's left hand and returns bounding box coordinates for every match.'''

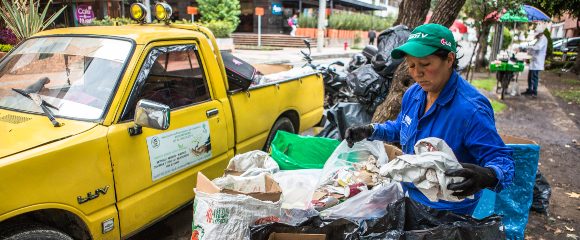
[445,163,499,197]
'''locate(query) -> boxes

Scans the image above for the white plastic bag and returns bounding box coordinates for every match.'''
[273,169,322,210]
[192,190,282,240]
[212,172,270,193]
[379,137,470,202]
[226,150,279,177]
[320,182,404,220]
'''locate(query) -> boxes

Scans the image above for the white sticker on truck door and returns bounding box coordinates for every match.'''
[147,121,212,181]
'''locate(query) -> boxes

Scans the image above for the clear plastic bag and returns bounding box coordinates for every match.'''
[225,150,280,177]
[317,140,388,188]
[320,182,403,220]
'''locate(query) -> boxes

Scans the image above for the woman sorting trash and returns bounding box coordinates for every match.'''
[345,23,514,215]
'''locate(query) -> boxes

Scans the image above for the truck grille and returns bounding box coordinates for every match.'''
[0,114,32,124]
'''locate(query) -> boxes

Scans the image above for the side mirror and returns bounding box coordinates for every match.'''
[134,99,170,131]
[303,39,311,48]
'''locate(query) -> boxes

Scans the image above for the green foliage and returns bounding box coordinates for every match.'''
[328,12,394,31]
[197,0,241,30]
[533,0,580,20]
[297,15,318,28]
[200,20,235,38]
[501,27,512,50]
[0,0,66,41]
[88,16,136,26]
[0,43,13,52]
[544,28,553,60]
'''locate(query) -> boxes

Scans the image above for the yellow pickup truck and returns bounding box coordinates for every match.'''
[0,19,323,240]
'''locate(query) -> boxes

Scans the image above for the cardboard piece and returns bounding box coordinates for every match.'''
[254,64,293,75]
[196,172,282,202]
[268,233,326,240]
[384,143,403,160]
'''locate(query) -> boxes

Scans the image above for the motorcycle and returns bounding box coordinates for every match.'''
[300,39,354,108]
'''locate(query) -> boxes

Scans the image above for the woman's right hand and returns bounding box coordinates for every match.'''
[345,124,374,147]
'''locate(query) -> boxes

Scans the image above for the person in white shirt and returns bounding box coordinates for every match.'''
[523,27,547,97]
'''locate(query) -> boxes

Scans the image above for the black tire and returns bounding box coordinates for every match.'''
[263,117,295,151]
[0,224,73,240]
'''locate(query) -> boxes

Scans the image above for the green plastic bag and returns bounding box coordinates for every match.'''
[270,131,340,170]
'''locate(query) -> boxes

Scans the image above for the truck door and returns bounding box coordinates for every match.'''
[106,41,230,236]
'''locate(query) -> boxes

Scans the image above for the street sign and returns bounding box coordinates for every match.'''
[255,7,264,16]
[271,3,282,15]
[187,6,198,15]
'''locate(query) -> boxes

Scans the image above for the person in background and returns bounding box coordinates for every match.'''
[522,26,547,97]
[289,14,298,37]
[368,29,377,45]
[345,23,514,215]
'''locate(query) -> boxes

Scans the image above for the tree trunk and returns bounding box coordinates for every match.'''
[372,0,467,123]
[475,21,491,71]
[393,0,431,29]
[429,0,467,27]
[372,0,430,123]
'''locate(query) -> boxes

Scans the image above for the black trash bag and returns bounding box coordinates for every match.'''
[251,198,505,240]
[346,64,391,114]
[373,25,411,78]
[358,198,506,240]
[531,169,551,214]
[347,53,368,73]
[316,103,372,140]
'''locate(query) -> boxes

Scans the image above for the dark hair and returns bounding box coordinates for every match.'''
[431,47,461,70]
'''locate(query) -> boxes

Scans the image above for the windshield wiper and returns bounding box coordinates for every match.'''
[11,88,62,127]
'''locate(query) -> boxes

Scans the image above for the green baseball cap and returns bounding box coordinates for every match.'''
[391,23,457,59]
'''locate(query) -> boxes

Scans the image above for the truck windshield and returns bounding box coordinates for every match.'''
[0,37,132,120]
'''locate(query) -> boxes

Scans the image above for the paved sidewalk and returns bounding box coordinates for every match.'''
[232,47,359,65]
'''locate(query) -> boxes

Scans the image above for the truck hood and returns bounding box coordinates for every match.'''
[0,111,98,158]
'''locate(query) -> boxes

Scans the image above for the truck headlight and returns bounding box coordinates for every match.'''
[154,2,173,22]
[129,3,147,22]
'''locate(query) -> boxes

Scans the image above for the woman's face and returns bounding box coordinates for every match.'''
[406,53,454,93]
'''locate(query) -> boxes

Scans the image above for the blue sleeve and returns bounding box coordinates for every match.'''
[369,112,402,143]
[464,108,515,192]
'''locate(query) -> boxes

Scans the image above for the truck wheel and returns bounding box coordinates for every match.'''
[0,224,73,240]
[263,117,295,151]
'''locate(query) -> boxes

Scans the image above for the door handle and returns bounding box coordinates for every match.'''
[206,108,219,118]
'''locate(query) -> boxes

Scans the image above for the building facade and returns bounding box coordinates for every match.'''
[44,0,395,34]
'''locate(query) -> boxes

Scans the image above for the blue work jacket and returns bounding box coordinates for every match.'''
[370,71,514,215]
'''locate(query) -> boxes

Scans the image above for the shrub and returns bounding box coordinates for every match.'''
[297,15,317,28]
[328,12,393,31]
[0,0,66,41]
[0,28,18,45]
[354,32,362,46]
[197,0,240,30]
[89,16,136,26]
[0,44,13,52]
[501,27,512,50]
[544,28,553,60]
[201,20,235,38]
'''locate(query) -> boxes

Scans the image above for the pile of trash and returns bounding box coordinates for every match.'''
[191,132,503,240]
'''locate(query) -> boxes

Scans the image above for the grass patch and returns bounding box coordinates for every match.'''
[490,99,507,114]
[351,46,364,50]
[561,78,580,86]
[235,45,283,51]
[554,90,580,104]
[471,78,496,92]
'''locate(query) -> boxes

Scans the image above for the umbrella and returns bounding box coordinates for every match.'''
[486,5,551,23]
[522,5,551,22]
[450,20,468,33]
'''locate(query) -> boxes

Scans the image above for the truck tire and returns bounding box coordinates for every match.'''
[263,117,295,151]
[0,224,73,240]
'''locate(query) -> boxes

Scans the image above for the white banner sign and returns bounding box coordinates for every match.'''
[147,121,212,181]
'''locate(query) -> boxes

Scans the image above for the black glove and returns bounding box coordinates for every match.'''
[445,163,499,198]
[345,124,374,148]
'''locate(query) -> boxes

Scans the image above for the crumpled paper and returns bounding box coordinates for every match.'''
[380,137,472,202]
[225,150,280,177]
